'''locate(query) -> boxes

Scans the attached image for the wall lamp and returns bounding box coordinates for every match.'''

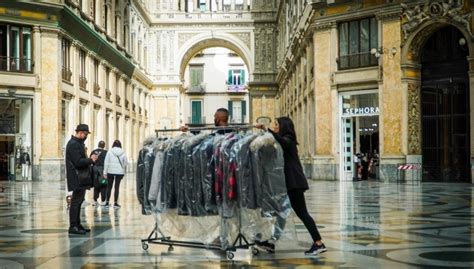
[370,46,397,58]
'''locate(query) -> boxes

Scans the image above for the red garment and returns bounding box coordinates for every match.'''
[227,162,237,200]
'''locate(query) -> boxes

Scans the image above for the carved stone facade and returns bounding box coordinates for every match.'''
[401,0,473,43]
[407,83,422,155]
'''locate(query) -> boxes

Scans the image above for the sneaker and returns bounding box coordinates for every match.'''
[103,202,109,208]
[255,240,275,253]
[68,226,86,235]
[304,243,327,255]
[113,203,121,208]
[91,201,98,206]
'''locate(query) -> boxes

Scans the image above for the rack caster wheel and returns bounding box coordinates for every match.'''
[168,245,174,251]
[226,251,234,260]
[251,247,259,255]
[142,242,149,250]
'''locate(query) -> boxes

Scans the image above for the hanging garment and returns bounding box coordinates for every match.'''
[136,137,157,215]
[250,132,291,217]
[161,134,189,210]
[199,135,224,215]
[183,132,208,216]
[232,133,259,209]
[148,138,171,212]
[219,133,241,218]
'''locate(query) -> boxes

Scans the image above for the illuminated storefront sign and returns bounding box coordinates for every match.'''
[343,106,379,115]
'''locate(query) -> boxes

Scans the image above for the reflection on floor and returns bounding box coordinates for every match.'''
[1,176,474,268]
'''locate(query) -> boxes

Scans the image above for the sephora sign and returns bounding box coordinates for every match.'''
[343,106,379,116]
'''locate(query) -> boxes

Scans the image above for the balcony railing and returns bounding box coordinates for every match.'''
[187,116,206,125]
[227,84,247,92]
[0,56,33,72]
[337,52,378,70]
[116,95,121,106]
[93,83,100,96]
[62,67,72,82]
[105,89,111,101]
[79,76,88,91]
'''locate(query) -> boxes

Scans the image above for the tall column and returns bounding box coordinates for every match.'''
[39,27,62,181]
[32,25,42,180]
[378,11,404,181]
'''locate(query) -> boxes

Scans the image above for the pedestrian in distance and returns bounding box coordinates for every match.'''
[90,140,108,206]
[103,140,128,209]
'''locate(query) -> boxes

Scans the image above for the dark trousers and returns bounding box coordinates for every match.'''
[94,185,106,202]
[69,188,86,228]
[288,189,322,242]
[106,174,123,203]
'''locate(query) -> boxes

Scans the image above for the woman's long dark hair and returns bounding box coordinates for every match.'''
[276,117,298,144]
[112,140,122,148]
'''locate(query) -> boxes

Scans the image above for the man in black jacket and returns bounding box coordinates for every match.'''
[90,140,107,206]
[65,124,98,235]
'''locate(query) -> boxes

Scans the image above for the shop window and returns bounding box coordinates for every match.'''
[0,24,32,72]
[338,17,378,70]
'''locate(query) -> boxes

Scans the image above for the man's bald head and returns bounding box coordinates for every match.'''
[214,108,229,126]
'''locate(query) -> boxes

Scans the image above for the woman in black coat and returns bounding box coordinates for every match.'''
[257,117,326,255]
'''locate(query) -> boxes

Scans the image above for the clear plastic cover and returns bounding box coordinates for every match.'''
[143,131,296,250]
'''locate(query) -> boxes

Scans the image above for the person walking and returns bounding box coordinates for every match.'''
[103,140,127,208]
[90,141,107,206]
[65,124,98,235]
[20,149,30,180]
[256,117,327,255]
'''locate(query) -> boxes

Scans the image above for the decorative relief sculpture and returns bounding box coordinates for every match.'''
[230,32,251,48]
[178,33,198,48]
[407,83,421,155]
[401,0,472,40]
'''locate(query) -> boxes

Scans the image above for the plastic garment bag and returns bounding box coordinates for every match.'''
[148,138,172,212]
[182,132,209,216]
[136,136,157,215]
[249,132,291,217]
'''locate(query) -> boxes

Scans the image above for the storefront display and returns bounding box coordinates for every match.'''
[0,98,32,181]
[340,91,379,181]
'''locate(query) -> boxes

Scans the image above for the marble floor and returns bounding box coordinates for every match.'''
[1,175,474,268]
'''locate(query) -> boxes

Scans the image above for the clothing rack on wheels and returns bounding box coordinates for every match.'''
[141,125,260,260]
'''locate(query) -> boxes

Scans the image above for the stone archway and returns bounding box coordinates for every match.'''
[177,33,253,84]
[401,15,473,181]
